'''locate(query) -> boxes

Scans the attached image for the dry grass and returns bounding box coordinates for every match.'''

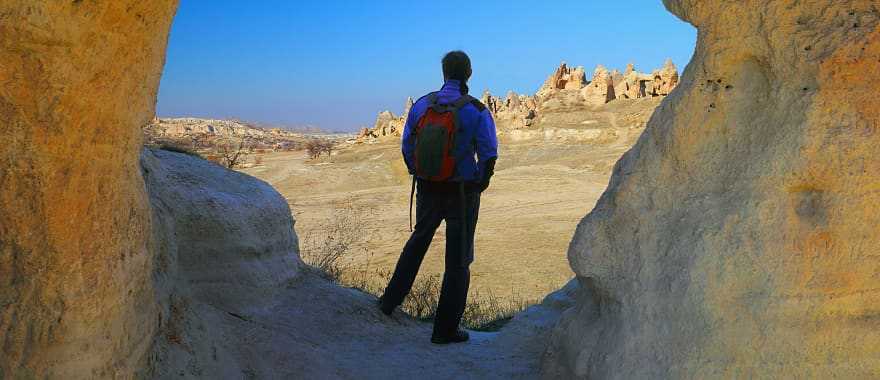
[300,200,541,331]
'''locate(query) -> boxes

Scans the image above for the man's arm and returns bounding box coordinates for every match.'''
[475,108,498,192]
[401,104,420,174]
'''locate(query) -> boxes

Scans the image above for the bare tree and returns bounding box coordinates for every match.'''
[306,138,334,160]
[214,137,252,168]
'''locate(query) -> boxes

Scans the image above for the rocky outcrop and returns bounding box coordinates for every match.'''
[649,58,679,96]
[359,97,413,140]
[0,1,178,378]
[538,62,587,96]
[142,148,301,378]
[0,2,304,378]
[580,65,617,105]
[543,0,880,378]
[361,61,678,137]
[482,90,539,129]
[145,118,306,151]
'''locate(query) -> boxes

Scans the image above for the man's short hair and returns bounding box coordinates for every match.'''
[442,51,472,82]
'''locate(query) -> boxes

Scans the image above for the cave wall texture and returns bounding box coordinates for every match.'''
[0,2,178,378]
[543,0,880,378]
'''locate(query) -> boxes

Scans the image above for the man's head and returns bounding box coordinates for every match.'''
[442,51,472,83]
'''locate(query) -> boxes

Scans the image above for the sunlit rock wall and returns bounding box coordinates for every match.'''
[0,1,178,378]
[543,0,880,378]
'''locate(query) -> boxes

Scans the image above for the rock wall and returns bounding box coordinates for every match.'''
[543,0,880,378]
[580,65,617,106]
[0,1,178,378]
[142,148,301,378]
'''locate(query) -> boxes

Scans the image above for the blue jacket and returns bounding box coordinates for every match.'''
[401,80,498,182]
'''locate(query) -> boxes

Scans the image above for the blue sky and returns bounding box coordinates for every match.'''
[157,1,696,132]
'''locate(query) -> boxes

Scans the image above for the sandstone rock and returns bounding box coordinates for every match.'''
[580,65,616,105]
[566,66,587,90]
[610,69,624,86]
[506,90,522,111]
[403,96,414,119]
[623,62,635,76]
[615,66,650,99]
[144,118,305,151]
[373,110,397,136]
[0,1,178,378]
[649,58,679,96]
[543,1,880,378]
[538,62,587,97]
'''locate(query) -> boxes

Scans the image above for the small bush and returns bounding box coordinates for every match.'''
[305,138,334,160]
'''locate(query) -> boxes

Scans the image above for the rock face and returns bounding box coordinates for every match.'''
[649,58,679,96]
[361,61,678,138]
[580,65,617,105]
[538,62,587,95]
[0,1,178,378]
[142,148,301,377]
[145,118,306,151]
[543,1,880,378]
[1,2,303,378]
[360,97,412,140]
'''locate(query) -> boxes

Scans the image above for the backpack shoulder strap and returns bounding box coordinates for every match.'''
[452,95,475,110]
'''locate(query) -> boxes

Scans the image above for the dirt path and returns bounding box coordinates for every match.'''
[166,270,575,379]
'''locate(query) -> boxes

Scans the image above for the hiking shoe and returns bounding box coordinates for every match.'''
[431,329,470,345]
[377,296,394,316]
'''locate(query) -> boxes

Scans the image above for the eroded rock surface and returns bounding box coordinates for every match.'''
[0,1,177,378]
[142,148,301,378]
[543,1,880,378]
[359,61,678,141]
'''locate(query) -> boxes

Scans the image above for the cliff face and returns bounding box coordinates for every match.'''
[543,1,880,378]
[0,2,178,378]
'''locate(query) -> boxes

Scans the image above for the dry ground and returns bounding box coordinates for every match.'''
[241,96,663,302]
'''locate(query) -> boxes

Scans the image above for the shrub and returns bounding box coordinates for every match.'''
[213,137,252,169]
[305,138,334,160]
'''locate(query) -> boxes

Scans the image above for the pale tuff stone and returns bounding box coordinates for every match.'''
[542,0,880,378]
[580,65,616,105]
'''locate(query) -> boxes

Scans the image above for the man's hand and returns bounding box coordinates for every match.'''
[479,157,496,193]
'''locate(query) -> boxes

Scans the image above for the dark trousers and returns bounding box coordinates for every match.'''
[381,183,480,336]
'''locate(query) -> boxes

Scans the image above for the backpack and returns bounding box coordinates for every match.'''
[412,93,474,181]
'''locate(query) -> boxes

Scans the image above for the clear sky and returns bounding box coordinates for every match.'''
[156,1,696,132]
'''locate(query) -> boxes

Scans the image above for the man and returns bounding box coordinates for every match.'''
[378,51,498,344]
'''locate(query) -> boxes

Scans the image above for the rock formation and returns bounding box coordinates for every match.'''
[360,97,413,140]
[0,1,178,377]
[142,148,301,378]
[580,65,617,105]
[649,58,679,96]
[145,118,306,151]
[542,0,880,378]
[0,2,303,378]
[538,62,587,96]
[359,61,679,138]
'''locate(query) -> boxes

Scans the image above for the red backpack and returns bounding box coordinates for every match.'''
[412,93,474,181]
